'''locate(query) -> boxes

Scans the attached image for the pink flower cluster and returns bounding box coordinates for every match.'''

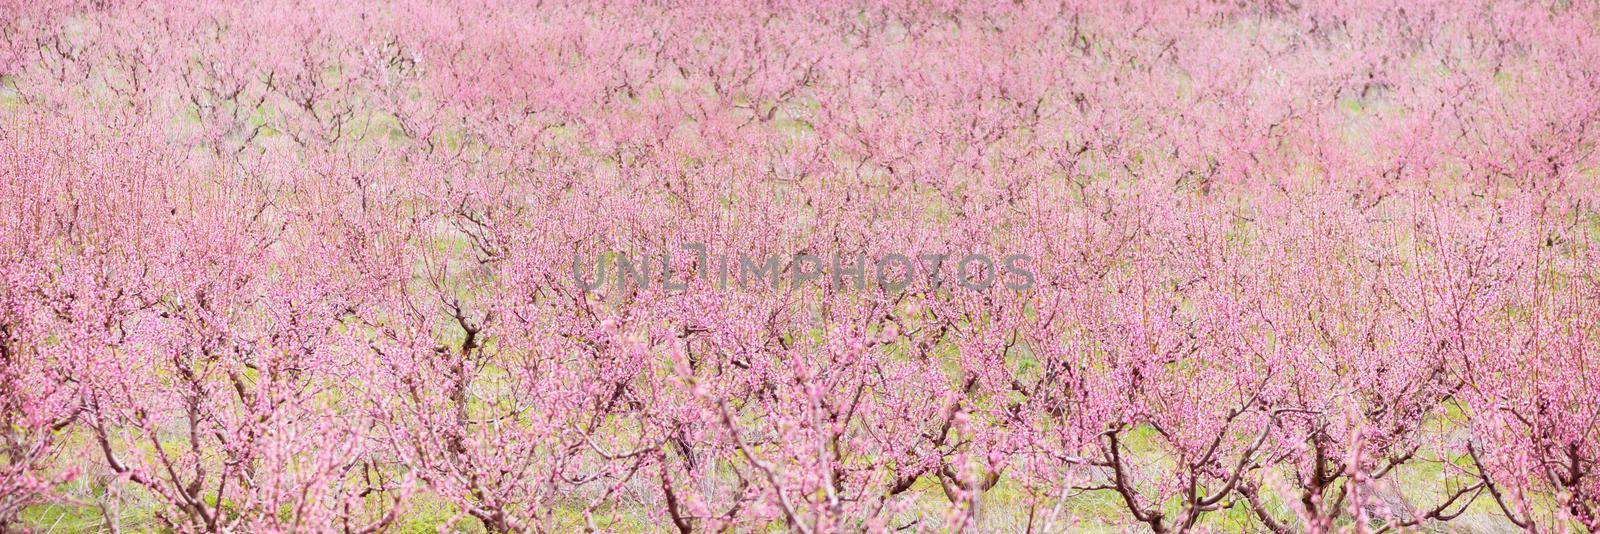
[1,1,1597,531]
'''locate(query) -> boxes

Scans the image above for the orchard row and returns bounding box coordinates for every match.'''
[2,1,1597,531]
